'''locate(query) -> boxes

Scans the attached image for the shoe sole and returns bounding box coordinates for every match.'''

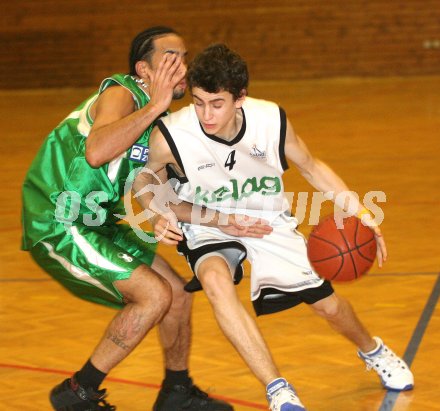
[384,383,414,391]
[49,394,73,411]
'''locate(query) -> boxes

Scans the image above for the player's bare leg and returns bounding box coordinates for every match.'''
[151,255,234,411]
[311,292,414,391]
[90,264,172,371]
[198,256,307,410]
[197,256,279,385]
[50,265,172,410]
[310,293,376,352]
[151,254,192,370]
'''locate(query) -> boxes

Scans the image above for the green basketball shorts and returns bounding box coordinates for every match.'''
[30,223,158,309]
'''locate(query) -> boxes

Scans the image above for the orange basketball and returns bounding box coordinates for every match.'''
[307,214,377,282]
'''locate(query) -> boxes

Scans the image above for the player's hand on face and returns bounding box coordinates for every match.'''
[148,53,186,112]
[152,213,183,245]
[217,214,273,238]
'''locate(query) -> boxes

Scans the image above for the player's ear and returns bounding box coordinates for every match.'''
[135,60,153,82]
[235,89,247,108]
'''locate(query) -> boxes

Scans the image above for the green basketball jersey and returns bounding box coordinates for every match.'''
[22,74,155,250]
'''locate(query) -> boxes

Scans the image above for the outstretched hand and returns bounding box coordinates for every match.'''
[217,214,273,238]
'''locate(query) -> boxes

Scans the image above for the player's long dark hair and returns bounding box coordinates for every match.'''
[129,26,178,75]
[187,43,249,100]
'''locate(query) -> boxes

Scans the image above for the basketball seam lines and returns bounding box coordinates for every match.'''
[309,235,375,262]
[356,237,376,262]
[309,217,376,280]
[338,218,357,278]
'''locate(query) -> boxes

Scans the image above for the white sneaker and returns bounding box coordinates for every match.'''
[358,336,414,391]
[266,378,306,411]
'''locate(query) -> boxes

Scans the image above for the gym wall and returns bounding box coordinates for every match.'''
[2,0,439,89]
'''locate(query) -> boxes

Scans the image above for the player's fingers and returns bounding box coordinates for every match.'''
[165,219,183,236]
[176,62,187,78]
[376,248,383,267]
[160,229,183,241]
[154,225,166,238]
[154,227,182,243]
[378,237,387,263]
[153,219,168,234]
[375,237,386,267]
[238,232,266,238]
[256,224,273,232]
[247,226,273,235]
[154,53,177,83]
[157,236,180,246]
[163,222,182,235]
[164,55,183,83]
[153,53,171,77]
[170,230,183,241]
[170,63,186,87]
[228,226,262,238]
[253,217,271,226]
[232,214,271,227]
[154,222,182,237]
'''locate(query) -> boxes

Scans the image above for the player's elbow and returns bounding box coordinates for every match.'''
[85,142,105,168]
[85,151,103,168]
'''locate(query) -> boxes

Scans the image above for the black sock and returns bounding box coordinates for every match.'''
[163,369,191,388]
[75,359,107,391]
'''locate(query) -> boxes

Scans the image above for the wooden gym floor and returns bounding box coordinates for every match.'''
[0,75,439,410]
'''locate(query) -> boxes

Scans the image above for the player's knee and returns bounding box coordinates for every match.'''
[311,294,343,319]
[199,266,234,301]
[152,276,173,315]
[151,255,192,312]
[121,267,173,315]
[170,282,192,313]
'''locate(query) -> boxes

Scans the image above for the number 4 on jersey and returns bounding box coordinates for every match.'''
[224,150,236,170]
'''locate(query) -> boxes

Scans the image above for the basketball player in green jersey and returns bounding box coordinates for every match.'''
[21,27,252,411]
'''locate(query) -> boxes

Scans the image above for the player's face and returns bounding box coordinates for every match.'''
[149,34,188,99]
[192,87,245,139]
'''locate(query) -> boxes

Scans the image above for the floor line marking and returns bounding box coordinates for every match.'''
[0,362,267,409]
[378,273,440,411]
[1,271,438,283]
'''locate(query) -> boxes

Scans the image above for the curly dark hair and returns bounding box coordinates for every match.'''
[187,44,249,100]
[129,26,178,75]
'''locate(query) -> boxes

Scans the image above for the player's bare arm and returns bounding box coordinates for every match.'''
[284,119,387,265]
[85,53,185,168]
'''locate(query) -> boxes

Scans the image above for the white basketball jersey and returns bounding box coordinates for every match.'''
[157,97,292,223]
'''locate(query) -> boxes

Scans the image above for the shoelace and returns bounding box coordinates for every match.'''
[93,389,116,411]
[180,385,211,408]
[190,385,209,399]
[96,398,116,411]
[365,347,403,374]
[270,387,300,409]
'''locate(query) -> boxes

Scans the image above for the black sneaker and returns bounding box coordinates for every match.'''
[49,376,116,411]
[153,381,234,411]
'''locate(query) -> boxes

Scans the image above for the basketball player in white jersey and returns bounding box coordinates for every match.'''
[134,44,414,411]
